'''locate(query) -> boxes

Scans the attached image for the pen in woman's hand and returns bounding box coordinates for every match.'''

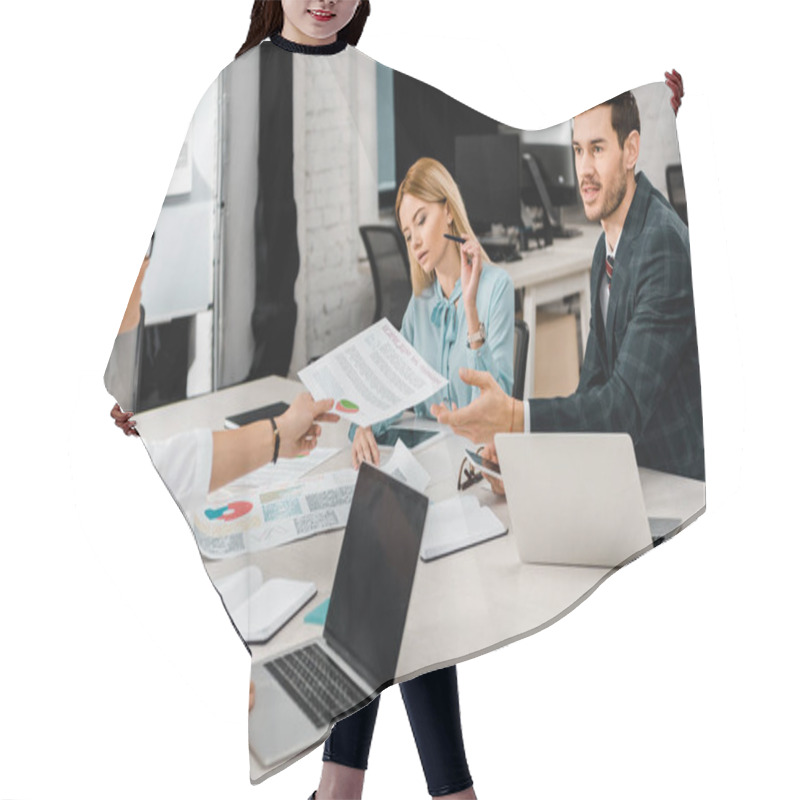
[445,232,473,266]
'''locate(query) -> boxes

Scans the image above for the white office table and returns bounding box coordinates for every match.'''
[503,224,599,395]
[137,376,705,777]
[137,375,704,676]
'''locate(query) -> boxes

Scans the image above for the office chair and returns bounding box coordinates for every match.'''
[359,225,412,330]
[512,319,530,401]
[666,164,689,227]
[136,314,192,412]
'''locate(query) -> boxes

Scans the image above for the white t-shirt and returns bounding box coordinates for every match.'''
[143,429,213,514]
[600,233,620,328]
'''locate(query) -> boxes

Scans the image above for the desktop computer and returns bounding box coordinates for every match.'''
[520,143,582,245]
[454,134,582,255]
[454,133,524,262]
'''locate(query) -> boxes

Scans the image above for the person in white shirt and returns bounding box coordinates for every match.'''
[128,393,338,513]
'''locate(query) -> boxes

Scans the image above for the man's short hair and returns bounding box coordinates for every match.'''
[603,91,641,149]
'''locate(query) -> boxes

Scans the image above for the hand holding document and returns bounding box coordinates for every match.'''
[298,319,448,429]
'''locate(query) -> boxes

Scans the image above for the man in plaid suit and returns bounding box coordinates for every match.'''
[433,91,704,481]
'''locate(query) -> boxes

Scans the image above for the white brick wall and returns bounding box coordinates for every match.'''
[294,52,378,365]
[631,82,681,200]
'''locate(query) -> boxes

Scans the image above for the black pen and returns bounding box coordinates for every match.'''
[443,233,467,244]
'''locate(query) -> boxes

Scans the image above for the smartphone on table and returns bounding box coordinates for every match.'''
[464,448,502,479]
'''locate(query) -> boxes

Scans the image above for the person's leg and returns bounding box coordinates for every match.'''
[315,696,381,800]
[400,666,476,798]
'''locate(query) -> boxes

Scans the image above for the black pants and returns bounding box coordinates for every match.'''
[323,666,473,797]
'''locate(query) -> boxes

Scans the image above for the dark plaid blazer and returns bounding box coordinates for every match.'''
[528,172,704,480]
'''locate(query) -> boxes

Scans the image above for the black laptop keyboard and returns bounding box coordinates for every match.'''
[264,643,365,728]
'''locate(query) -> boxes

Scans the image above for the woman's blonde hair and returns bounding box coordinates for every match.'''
[395,158,488,296]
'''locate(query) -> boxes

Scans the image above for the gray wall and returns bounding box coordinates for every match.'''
[219,50,260,388]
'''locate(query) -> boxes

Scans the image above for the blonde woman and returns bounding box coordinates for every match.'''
[351,156,515,467]
[322,159,515,798]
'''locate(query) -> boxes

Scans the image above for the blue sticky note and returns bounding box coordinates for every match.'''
[304,597,330,626]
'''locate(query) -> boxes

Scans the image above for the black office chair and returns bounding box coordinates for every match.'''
[512,319,530,401]
[136,313,192,412]
[666,164,689,227]
[359,225,412,330]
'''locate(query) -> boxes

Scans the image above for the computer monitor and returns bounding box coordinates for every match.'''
[520,143,582,244]
[520,143,578,209]
[666,164,688,226]
[454,134,521,234]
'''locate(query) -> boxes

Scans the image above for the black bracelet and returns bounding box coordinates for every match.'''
[268,417,280,464]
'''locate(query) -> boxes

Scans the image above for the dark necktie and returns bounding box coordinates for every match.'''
[605,255,614,285]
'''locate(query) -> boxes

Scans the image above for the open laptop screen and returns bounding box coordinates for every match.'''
[324,464,428,691]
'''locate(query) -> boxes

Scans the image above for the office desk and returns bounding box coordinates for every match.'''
[137,376,705,776]
[138,374,705,675]
[504,225,599,396]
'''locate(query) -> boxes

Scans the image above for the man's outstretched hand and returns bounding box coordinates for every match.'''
[432,368,519,444]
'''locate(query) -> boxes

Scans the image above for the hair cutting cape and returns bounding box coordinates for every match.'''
[104,39,704,784]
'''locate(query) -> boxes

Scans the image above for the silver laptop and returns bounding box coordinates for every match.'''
[495,433,677,568]
[248,463,429,771]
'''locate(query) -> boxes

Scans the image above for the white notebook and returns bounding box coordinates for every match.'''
[215,566,316,644]
[420,495,507,561]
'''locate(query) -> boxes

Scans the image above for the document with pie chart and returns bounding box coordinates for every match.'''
[192,469,358,559]
[298,318,447,429]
